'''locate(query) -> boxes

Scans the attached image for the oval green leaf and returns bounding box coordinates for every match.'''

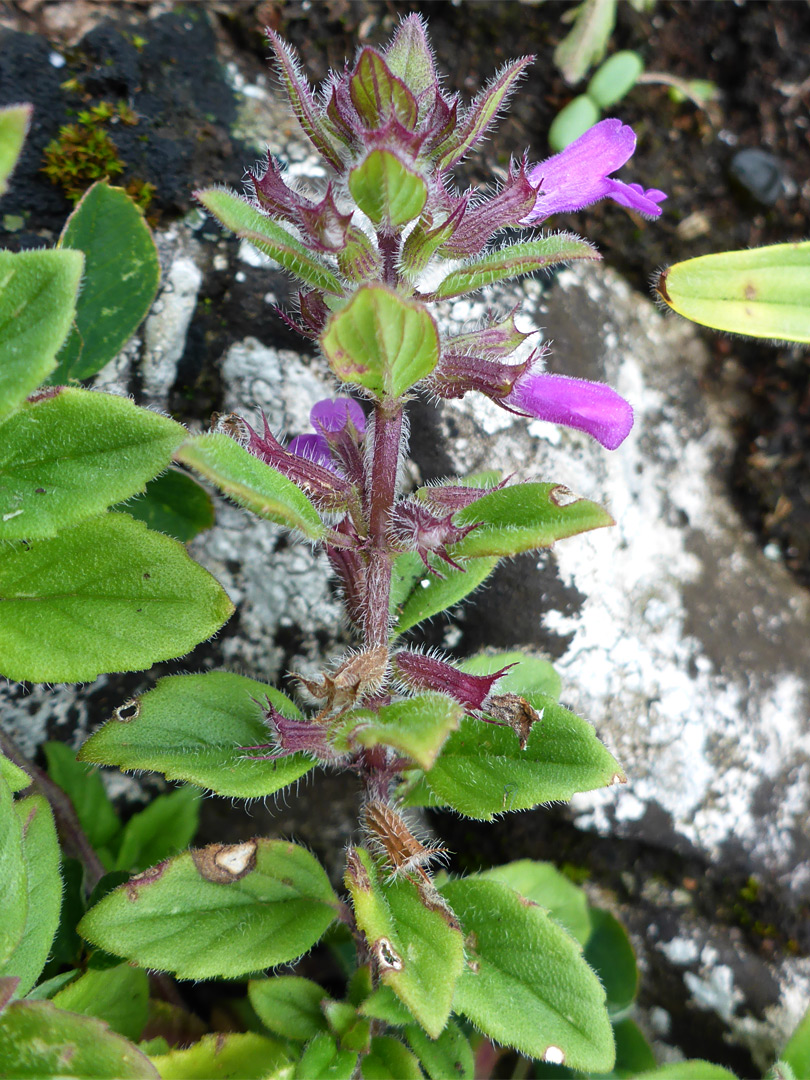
[424,236,599,301]
[196,188,343,295]
[345,848,463,1039]
[584,906,638,1016]
[361,1035,422,1080]
[0,104,32,196]
[0,512,233,683]
[51,182,161,383]
[176,433,324,540]
[348,150,427,229]
[586,50,643,108]
[656,242,810,343]
[334,694,462,770]
[779,1003,810,1080]
[406,1020,474,1080]
[441,877,615,1073]
[52,963,149,1042]
[451,482,614,558]
[390,551,499,635]
[79,840,339,980]
[0,388,187,540]
[78,671,314,800]
[0,775,27,968]
[0,249,83,420]
[548,94,602,152]
[411,694,624,820]
[477,859,591,945]
[321,285,439,400]
[248,976,330,1042]
[0,999,158,1078]
[149,1032,292,1080]
[117,469,215,542]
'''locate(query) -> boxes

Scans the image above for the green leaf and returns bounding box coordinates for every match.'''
[248,976,330,1042]
[335,694,462,770]
[406,1019,474,1080]
[43,858,85,974]
[361,1036,422,1080]
[117,469,215,542]
[410,695,624,820]
[442,877,615,1072]
[345,847,463,1038]
[584,907,638,1017]
[655,242,810,343]
[458,651,562,701]
[0,248,84,421]
[633,1065,739,1080]
[51,182,160,383]
[176,433,325,540]
[295,1032,357,1080]
[548,94,602,152]
[0,104,32,196]
[586,50,644,108]
[114,787,200,873]
[196,188,343,295]
[43,741,120,852]
[349,50,418,130]
[0,796,61,996]
[79,840,339,980]
[150,1032,292,1079]
[425,236,598,301]
[0,775,27,968]
[0,387,187,540]
[451,482,614,559]
[0,512,233,683]
[25,969,80,1001]
[434,56,534,170]
[478,860,591,945]
[0,751,30,794]
[0,999,159,1078]
[611,1017,656,1077]
[781,1004,810,1080]
[358,984,414,1027]
[52,963,149,1042]
[79,671,315,799]
[321,285,439,400]
[384,19,438,107]
[348,150,426,230]
[554,0,617,84]
[390,551,499,635]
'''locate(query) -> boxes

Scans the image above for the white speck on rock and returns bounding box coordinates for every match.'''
[658,936,700,965]
[142,251,202,403]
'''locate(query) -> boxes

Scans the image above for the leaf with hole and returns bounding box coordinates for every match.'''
[50,182,160,382]
[79,671,314,799]
[0,248,83,420]
[0,513,233,683]
[176,433,325,540]
[0,388,187,540]
[79,840,339,980]
[442,876,615,1072]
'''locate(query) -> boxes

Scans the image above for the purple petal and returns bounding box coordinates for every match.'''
[287,432,333,468]
[505,372,634,450]
[310,397,366,435]
[604,178,666,217]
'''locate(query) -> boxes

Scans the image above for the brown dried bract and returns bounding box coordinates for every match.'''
[191,840,258,884]
[486,692,542,749]
[363,799,447,884]
[294,645,388,719]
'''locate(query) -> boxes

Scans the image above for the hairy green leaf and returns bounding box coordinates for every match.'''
[348,150,426,229]
[778,1003,810,1080]
[478,860,591,945]
[406,1019,474,1080]
[79,671,314,799]
[408,695,624,820]
[458,651,562,701]
[0,513,233,683]
[51,182,160,382]
[249,976,330,1042]
[52,963,149,1042]
[656,242,810,343]
[150,1032,292,1079]
[442,877,615,1072]
[0,751,30,794]
[295,1032,357,1080]
[0,796,61,997]
[43,741,119,852]
[361,1036,421,1080]
[0,775,27,968]
[335,694,462,769]
[0,388,187,540]
[0,248,83,420]
[0,999,158,1078]
[424,236,598,301]
[585,906,638,1017]
[114,787,200,873]
[390,551,499,634]
[116,469,215,542]
[322,285,438,400]
[0,104,31,196]
[451,481,614,558]
[345,848,463,1038]
[79,840,339,980]
[176,433,325,540]
[196,188,343,294]
[634,1064,739,1080]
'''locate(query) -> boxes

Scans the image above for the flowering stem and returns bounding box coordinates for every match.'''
[363,403,403,651]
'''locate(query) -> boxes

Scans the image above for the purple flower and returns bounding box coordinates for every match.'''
[286,397,365,469]
[524,118,666,222]
[505,371,634,450]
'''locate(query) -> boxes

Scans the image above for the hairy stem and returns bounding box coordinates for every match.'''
[363,404,403,651]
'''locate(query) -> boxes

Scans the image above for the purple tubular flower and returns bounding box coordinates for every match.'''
[311,397,365,436]
[286,432,333,469]
[505,371,634,450]
[524,118,666,222]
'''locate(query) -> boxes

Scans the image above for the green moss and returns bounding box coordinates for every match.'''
[42,123,125,202]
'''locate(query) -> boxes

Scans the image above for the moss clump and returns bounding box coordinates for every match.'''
[42,123,125,202]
